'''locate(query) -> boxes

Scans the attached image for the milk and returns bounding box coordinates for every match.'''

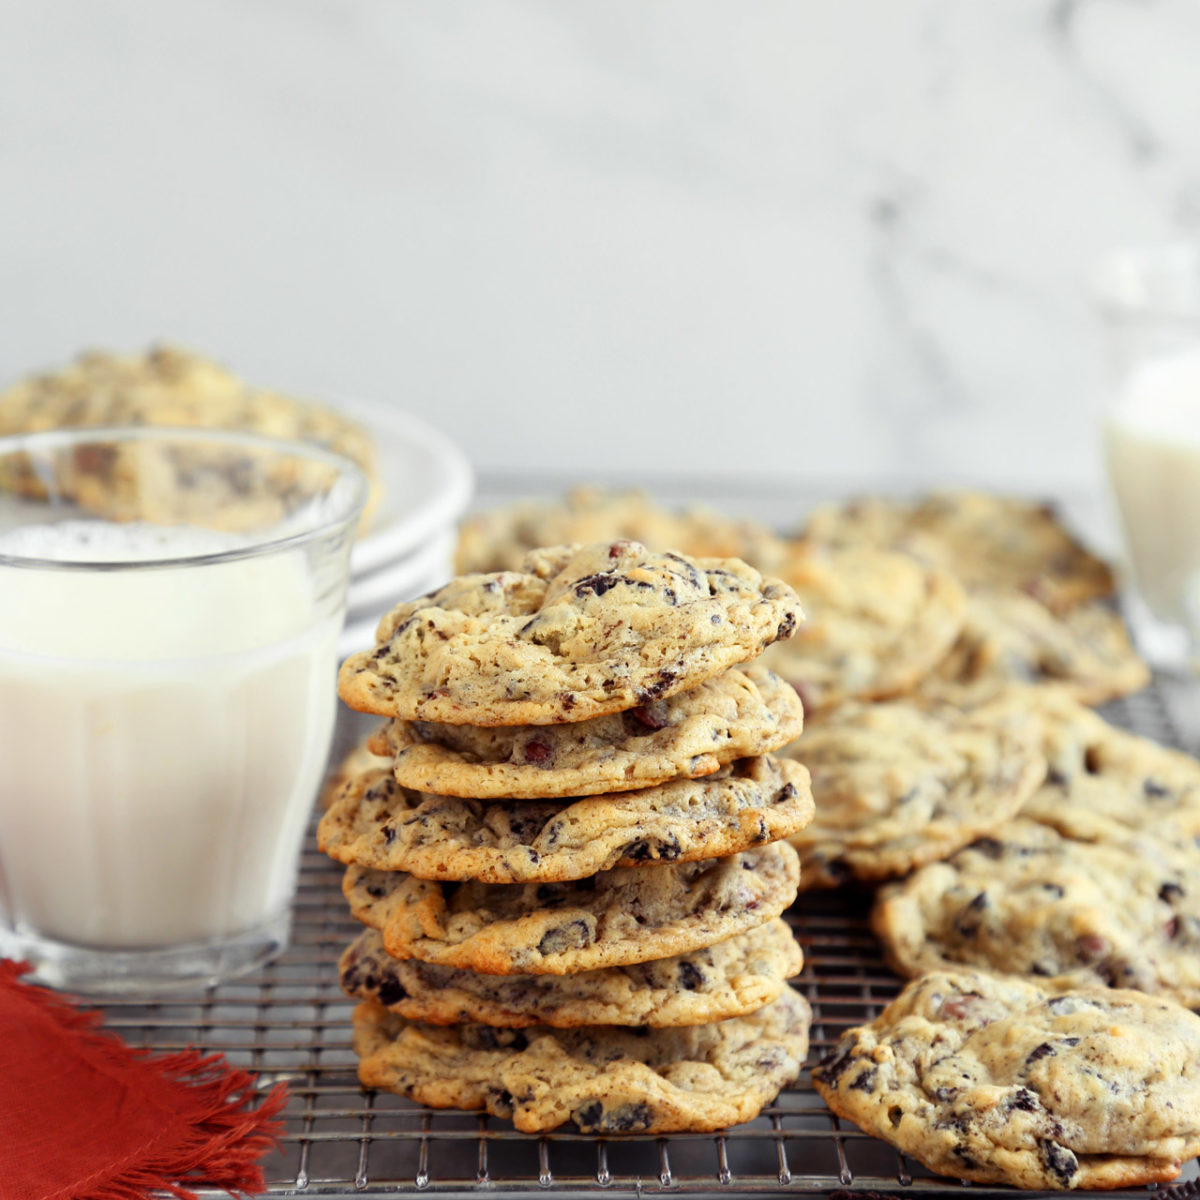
[1104,350,1200,626]
[0,522,340,948]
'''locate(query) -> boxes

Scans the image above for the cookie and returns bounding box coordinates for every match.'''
[342,842,801,975]
[812,970,1200,1189]
[319,755,813,883]
[319,732,390,809]
[871,819,1200,1006]
[802,491,1115,612]
[455,485,789,576]
[339,920,803,1027]
[919,591,1148,706]
[782,694,1044,889]
[0,345,379,527]
[378,664,804,798]
[989,686,1200,838]
[761,546,966,711]
[338,541,803,726]
[353,984,811,1134]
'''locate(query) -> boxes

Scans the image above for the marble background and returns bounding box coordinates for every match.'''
[2,0,1198,497]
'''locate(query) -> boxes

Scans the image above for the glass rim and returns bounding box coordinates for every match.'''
[0,425,370,572]
[1092,242,1200,325]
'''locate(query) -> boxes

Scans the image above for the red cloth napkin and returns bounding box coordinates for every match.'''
[0,959,287,1200]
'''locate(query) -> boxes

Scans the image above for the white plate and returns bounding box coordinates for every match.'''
[334,396,474,578]
[345,526,456,618]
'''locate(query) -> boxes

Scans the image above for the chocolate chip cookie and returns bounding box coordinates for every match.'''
[989,686,1200,838]
[762,546,966,711]
[455,485,789,576]
[319,755,813,883]
[802,491,1115,613]
[379,664,804,798]
[342,842,801,974]
[354,984,811,1133]
[340,920,802,1027]
[338,542,803,726]
[920,590,1148,707]
[871,819,1200,1006]
[0,344,379,526]
[782,694,1044,889]
[813,970,1200,1188]
[319,732,390,809]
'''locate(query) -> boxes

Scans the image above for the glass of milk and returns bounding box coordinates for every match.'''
[0,427,367,992]
[1095,245,1200,672]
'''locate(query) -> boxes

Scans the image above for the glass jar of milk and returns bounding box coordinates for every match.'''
[0,428,366,992]
[1095,245,1200,671]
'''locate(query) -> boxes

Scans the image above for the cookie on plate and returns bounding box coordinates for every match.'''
[338,541,803,725]
[801,491,1115,612]
[919,590,1148,707]
[354,984,812,1133]
[455,485,789,576]
[782,694,1044,889]
[871,819,1200,1006]
[319,755,813,883]
[378,664,804,799]
[812,970,1200,1189]
[0,345,379,527]
[340,920,802,1028]
[762,546,966,711]
[343,842,801,975]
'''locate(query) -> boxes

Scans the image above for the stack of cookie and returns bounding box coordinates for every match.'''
[321,540,816,1134]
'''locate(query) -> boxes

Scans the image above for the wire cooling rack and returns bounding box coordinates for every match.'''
[91,681,1200,1200]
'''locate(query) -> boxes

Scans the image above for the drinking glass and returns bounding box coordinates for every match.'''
[0,427,367,992]
[1094,244,1200,672]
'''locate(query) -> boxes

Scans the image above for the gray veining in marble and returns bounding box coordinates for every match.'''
[1,0,1197,494]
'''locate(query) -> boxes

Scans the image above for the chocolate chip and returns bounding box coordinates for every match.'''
[952,1146,980,1170]
[622,834,682,862]
[629,702,669,730]
[1009,1087,1039,1112]
[1026,1043,1055,1065]
[598,1103,653,1133]
[815,1040,858,1087]
[635,668,678,704]
[848,1066,877,1093]
[775,611,797,642]
[573,573,622,598]
[522,739,553,765]
[537,919,593,956]
[475,1027,528,1051]
[487,1087,515,1115]
[678,961,705,990]
[1160,882,1185,903]
[573,1101,602,1129]
[376,975,408,1007]
[381,824,396,845]
[1039,1139,1079,1186]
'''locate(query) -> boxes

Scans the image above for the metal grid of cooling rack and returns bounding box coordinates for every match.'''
[95,681,1200,1199]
